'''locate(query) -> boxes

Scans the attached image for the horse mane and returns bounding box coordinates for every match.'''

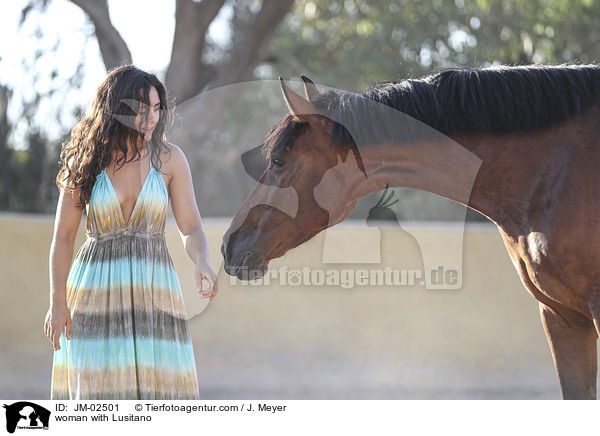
[316,63,600,146]
[264,64,600,156]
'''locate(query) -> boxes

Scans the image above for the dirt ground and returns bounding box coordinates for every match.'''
[0,214,576,399]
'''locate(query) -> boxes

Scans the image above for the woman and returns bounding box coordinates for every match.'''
[44,65,218,400]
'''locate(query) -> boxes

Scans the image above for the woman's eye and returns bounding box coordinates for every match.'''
[272,158,284,168]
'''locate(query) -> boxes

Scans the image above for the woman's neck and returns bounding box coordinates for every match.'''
[128,137,149,155]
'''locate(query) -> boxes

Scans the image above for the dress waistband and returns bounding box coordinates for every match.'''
[86,227,166,241]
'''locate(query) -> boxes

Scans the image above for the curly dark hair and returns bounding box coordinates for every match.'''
[56,64,174,209]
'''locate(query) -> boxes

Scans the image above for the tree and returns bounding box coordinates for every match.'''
[0,86,14,208]
[66,0,294,155]
[12,0,600,219]
[13,0,296,215]
[0,83,59,213]
[274,0,600,91]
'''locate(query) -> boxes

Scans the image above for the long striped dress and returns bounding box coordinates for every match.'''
[50,149,200,400]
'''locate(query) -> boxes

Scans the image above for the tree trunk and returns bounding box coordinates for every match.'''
[170,0,294,155]
[165,0,226,104]
[70,0,131,70]
[70,0,294,157]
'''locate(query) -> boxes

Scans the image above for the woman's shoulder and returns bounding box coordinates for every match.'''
[156,142,189,180]
[164,142,190,169]
[166,142,187,158]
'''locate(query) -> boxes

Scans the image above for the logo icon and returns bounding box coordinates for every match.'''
[3,402,50,433]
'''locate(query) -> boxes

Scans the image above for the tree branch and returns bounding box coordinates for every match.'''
[165,0,226,104]
[213,0,294,87]
[169,0,294,156]
[70,0,131,70]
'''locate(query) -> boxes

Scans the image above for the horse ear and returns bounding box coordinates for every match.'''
[301,75,319,101]
[279,77,323,121]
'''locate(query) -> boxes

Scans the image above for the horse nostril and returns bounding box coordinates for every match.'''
[241,251,252,264]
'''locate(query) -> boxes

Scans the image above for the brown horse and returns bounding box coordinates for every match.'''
[221,64,600,399]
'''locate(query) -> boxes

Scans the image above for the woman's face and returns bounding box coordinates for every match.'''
[135,85,160,142]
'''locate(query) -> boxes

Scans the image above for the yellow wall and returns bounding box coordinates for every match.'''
[0,213,563,399]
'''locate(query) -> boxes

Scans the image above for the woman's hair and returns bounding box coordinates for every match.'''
[56,64,174,209]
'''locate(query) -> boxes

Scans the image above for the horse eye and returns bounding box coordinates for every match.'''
[272,158,284,168]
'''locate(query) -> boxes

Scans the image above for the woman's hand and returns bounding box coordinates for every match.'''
[195,261,219,301]
[44,303,72,351]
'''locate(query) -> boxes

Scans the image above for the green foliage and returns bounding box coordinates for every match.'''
[273,0,600,91]
[4,129,61,213]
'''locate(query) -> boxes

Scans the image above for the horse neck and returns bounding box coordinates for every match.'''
[349,129,568,232]
[455,127,581,233]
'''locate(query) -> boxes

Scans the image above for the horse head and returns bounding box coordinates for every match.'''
[221,76,366,279]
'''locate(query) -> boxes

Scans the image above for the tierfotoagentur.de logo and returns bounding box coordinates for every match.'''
[3,402,50,433]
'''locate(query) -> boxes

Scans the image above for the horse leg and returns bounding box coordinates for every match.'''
[539,302,597,399]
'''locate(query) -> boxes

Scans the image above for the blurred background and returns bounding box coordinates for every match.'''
[2,0,600,399]
[3,0,600,219]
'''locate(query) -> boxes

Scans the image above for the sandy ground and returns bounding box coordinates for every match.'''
[0,214,587,399]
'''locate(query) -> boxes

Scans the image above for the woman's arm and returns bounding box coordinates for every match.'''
[45,186,83,350]
[168,143,218,300]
